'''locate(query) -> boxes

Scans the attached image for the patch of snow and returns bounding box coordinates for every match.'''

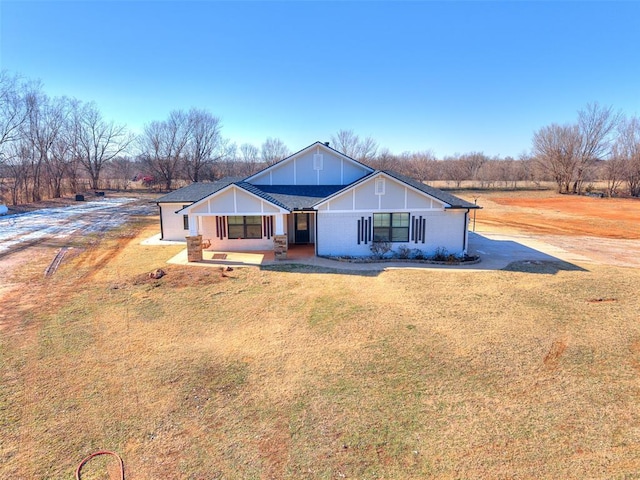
[0,197,152,254]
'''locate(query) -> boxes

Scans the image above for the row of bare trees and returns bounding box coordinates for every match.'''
[3,70,640,205]
[0,71,134,204]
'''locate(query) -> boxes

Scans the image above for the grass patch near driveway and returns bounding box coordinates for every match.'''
[2,222,640,478]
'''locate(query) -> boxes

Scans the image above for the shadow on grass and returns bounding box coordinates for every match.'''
[501,260,585,274]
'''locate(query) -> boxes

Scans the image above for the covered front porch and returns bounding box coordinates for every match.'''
[187,211,316,254]
[168,243,316,268]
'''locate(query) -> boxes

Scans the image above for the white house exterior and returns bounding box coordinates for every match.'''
[156,142,479,258]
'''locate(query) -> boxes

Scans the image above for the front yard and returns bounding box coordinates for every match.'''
[2,215,640,478]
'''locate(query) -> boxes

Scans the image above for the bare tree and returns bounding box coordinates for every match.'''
[573,103,621,193]
[369,148,397,170]
[261,137,289,165]
[73,101,134,190]
[442,155,469,188]
[533,123,581,193]
[139,110,191,190]
[614,115,640,197]
[532,103,620,194]
[330,129,378,163]
[0,72,37,201]
[183,108,228,182]
[23,93,69,200]
[602,155,626,197]
[236,143,262,176]
[4,140,32,204]
[458,152,489,183]
[0,71,34,149]
[406,150,438,183]
[44,98,78,198]
[107,156,136,190]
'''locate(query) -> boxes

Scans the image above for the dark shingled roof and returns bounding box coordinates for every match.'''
[251,185,345,210]
[234,182,290,210]
[155,178,243,203]
[382,170,479,209]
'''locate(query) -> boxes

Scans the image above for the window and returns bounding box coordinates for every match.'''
[227,216,262,239]
[373,213,409,242]
[182,204,190,230]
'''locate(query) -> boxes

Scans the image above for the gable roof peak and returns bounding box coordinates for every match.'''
[243,141,374,183]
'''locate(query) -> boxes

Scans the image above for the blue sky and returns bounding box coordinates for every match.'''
[1,1,639,158]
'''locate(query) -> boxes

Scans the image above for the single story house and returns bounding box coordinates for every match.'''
[156,141,479,258]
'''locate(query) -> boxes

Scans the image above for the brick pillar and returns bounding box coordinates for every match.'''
[186,235,203,262]
[273,235,288,260]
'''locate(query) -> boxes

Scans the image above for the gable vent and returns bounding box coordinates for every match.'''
[375,178,385,195]
[313,154,323,170]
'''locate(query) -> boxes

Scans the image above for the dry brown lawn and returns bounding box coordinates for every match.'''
[459,188,640,238]
[2,194,640,479]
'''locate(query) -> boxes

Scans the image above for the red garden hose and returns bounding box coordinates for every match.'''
[75,450,124,480]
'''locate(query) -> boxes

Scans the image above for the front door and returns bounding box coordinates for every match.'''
[294,213,310,243]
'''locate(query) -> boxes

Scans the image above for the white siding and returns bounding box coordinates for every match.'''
[316,209,467,257]
[189,186,283,216]
[250,144,371,186]
[159,202,190,241]
[318,174,447,213]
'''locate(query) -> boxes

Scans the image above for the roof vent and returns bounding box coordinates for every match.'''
[324,142,330,146]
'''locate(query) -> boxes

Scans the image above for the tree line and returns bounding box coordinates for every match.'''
[2,70,640,206]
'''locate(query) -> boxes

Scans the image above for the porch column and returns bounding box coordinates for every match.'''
[185,235,203,262]
[274,234,288,260]
[274,214,285,235]
[188,214,199,236]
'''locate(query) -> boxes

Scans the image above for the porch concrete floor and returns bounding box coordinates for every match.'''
[167,243,316,268]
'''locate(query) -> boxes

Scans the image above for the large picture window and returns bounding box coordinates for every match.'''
[227,216,262,239]
[373,213,410,242]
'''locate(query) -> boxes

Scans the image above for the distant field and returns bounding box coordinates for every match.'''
[457,188,640,239]
[1,191,640,479]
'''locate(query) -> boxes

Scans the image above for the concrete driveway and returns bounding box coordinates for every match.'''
[465,232,593,270]
[468,231,640,270]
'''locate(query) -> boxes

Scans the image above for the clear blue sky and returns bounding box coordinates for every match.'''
[2,1,639,158]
